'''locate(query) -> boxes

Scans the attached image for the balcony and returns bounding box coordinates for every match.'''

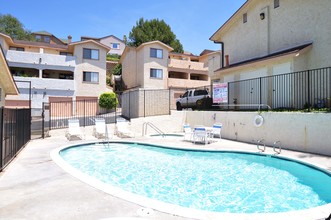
[168,77,210,89]
[6,50,76,71]
[14,76,74,91]
[168,59,208,72]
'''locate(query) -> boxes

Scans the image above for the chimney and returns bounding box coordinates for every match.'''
[67,35,72,44]
[225,55,229,67]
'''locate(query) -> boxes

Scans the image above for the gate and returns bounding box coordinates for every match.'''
[44,98,121,133]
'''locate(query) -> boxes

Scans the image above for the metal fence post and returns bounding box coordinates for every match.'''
[42,102,45,139]
[144,90,146,117]
[169,88,171,115]
[0,108,3,171]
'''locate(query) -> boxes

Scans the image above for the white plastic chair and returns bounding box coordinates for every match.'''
[183,124,193,141]
[192,127,209,144]
[116,121,135,138]
[65,119,83,140]
[93,118,106,139]
[210,123,222,138]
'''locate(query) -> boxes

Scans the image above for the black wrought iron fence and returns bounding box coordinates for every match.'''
[1,108,31,171]
[227,67,331,111]
[47,98,120,130]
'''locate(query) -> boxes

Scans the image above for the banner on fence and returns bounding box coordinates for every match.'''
[213,83,228,103]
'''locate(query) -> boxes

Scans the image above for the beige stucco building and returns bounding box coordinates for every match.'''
[210,0,331,83]
[0,45,18,107]
[0,32,110,115]
[120,41,217,91]
[81,35,125,56]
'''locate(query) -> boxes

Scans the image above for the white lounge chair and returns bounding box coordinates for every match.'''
[210,123,222,138]
[192,127,209,144]
[183,124,193,141]
[116,121,134,138]
[93,118,107,139]
[65,119,83,140]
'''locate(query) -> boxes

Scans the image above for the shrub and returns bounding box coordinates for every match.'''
[99,92,118,110]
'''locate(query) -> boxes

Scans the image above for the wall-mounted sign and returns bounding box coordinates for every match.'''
[213,83,228,103]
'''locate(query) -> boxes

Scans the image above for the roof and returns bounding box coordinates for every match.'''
[0,44,19,95]
[32,31,53,36]
[136,41,173,51]
[199,49,216,56]
[13,39,68,49]
[215,41,313,72]
[69,39,111,51]
[210,0,250,41]
[81,35,124,43]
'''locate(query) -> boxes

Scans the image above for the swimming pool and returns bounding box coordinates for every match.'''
[52,141,331,219]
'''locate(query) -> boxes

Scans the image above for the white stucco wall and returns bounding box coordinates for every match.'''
[185,111,331,156]
[214,0,331,71]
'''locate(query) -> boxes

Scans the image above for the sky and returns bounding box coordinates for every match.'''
[0,0,246,55]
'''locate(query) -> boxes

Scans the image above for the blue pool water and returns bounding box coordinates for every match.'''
[59,142,331,213]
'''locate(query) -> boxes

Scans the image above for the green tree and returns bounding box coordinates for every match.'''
[99,92,118,110]
[128,18,183,53]
[0,14,33,40]
[112,63,122,75]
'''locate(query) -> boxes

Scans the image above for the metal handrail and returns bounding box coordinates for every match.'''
[257,139,266,152]
[142,122,165,137]
[273,141,281,154]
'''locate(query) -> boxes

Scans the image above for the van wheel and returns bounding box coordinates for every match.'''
[176,102,182,111]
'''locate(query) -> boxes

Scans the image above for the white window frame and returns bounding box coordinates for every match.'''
[83,71,99,83]
[150,68,163,79]
[83,48,99,60]
[111,43,120,49]
[150,48,163,59]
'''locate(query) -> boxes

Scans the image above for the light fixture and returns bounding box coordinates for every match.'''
[260,12,265,20]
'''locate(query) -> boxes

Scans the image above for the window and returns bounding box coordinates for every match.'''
[35,35,41,41]
[83,48,99,60]
[9,46,24,51]
[60,52,73,56]
[194,90,208,96]
[274,0,280,8]
[243,13,247,23]
[83,71,99,83]
[111,43,120,49]
[44,36,50,43]
[150,68,163,79]
[150,48,163,59]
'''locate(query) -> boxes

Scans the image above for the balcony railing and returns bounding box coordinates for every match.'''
[168,59,208,71]
[168,78,210,88]
[6,50,76,69]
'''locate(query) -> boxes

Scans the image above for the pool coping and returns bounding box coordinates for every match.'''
[50,140,331,220]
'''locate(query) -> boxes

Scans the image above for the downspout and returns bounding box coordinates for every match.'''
[213,41,224,68]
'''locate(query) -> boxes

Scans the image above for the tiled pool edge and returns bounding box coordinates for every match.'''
[50,141,331,220]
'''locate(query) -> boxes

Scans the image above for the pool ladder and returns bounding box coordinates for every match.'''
[257,139,266,152]
[273,141,281,154]
[257,139,281,154]
[104,124,111,148]
[142,122,165,137]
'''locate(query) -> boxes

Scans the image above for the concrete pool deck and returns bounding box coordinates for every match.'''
[0,126,331,220]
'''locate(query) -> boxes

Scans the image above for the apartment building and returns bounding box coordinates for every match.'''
[0,32,110,115]
[81,35,125,55]
[209,0,331,83]
[120,40,216,91]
